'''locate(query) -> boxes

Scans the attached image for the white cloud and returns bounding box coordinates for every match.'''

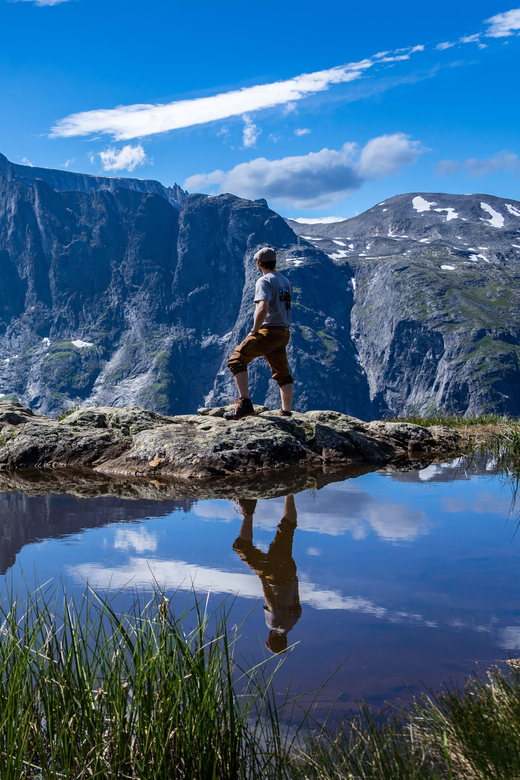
[460,33,481,44]
[356,133,421,178]
[62,158,75,168]
[97,144,149,172]
[114,529,158,554]
[437,150,520,178]
[436,41,456,50]
[50,46,427,142]
[242,115,260,148]
[295,128,311,136]
[21,157,34,167]
[15,0,71,4]
[377,54,413,63]
[184,133,422,209]
[460,32,487,49]
[485,8,520,37]
[498,626,520,649]
[293,216,346,223]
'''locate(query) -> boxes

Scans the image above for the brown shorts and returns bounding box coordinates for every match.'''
[227,327,293,387]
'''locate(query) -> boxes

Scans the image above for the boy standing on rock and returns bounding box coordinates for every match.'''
[225,247,294,421]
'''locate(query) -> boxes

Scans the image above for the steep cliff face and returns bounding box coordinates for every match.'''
[0,159,371,418]
[289,192,520,417]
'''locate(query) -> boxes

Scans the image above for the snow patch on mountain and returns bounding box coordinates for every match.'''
[434,207,458,221]
[412,196,434,212]
[71,340,94,349]
[480,202,504,228]
[412,196,458,221]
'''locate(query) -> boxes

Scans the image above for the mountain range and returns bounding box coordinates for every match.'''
[0,152,519,419]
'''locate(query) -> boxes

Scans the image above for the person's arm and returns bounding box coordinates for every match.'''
[251,300,269,334]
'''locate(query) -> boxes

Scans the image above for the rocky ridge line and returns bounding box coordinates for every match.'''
[0,401,463,481]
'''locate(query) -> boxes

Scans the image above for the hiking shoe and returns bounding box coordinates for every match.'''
[234,498,258,516]
[279,409,292,417]
[224,398,256,420]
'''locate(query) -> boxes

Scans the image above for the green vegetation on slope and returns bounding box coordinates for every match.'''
[390,412,516,428]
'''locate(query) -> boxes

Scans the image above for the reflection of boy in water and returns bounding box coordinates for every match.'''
[233,495,302,654]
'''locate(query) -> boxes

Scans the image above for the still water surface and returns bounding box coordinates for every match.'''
[1,458,519,718]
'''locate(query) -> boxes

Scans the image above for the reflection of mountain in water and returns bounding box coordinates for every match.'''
[384,455,494,484]
[0,492,194,575]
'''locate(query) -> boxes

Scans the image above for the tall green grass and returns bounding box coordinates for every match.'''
[293,662,520,779]
[2,581,520,779]
[0,581,288,779]
[389,412,515,428]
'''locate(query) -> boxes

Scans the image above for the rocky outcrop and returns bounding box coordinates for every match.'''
[0,401,464,484]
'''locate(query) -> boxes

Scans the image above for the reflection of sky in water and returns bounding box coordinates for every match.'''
[3,465,520,712]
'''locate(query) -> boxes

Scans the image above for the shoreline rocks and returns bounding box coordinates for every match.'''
[0,401,465,485]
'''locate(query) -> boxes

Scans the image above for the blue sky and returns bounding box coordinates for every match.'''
[0,0,519,220]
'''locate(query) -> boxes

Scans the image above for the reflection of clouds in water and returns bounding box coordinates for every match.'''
[248,486,427,542]
[442,497,468,514]
[188,483,428,542]
[365,501,427,542]
[68,558,433,627]
[442,491,511,516]
[113,529,158,554]
[498,626,520,650]
[190,501,236,523]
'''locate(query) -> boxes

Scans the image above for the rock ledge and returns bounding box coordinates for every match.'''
[0,401,464,479]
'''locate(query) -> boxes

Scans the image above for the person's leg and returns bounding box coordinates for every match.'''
[282,494,297,524]
[235,498,257,542]
[226,335,264,418]
[264,334,294,412]
[227,334,264,399]
[233,370,250,400]
[280,382,294,413]
[268,494,298,561]
[237,511,254,542]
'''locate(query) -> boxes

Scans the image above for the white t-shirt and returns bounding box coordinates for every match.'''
[254,271,293,328]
